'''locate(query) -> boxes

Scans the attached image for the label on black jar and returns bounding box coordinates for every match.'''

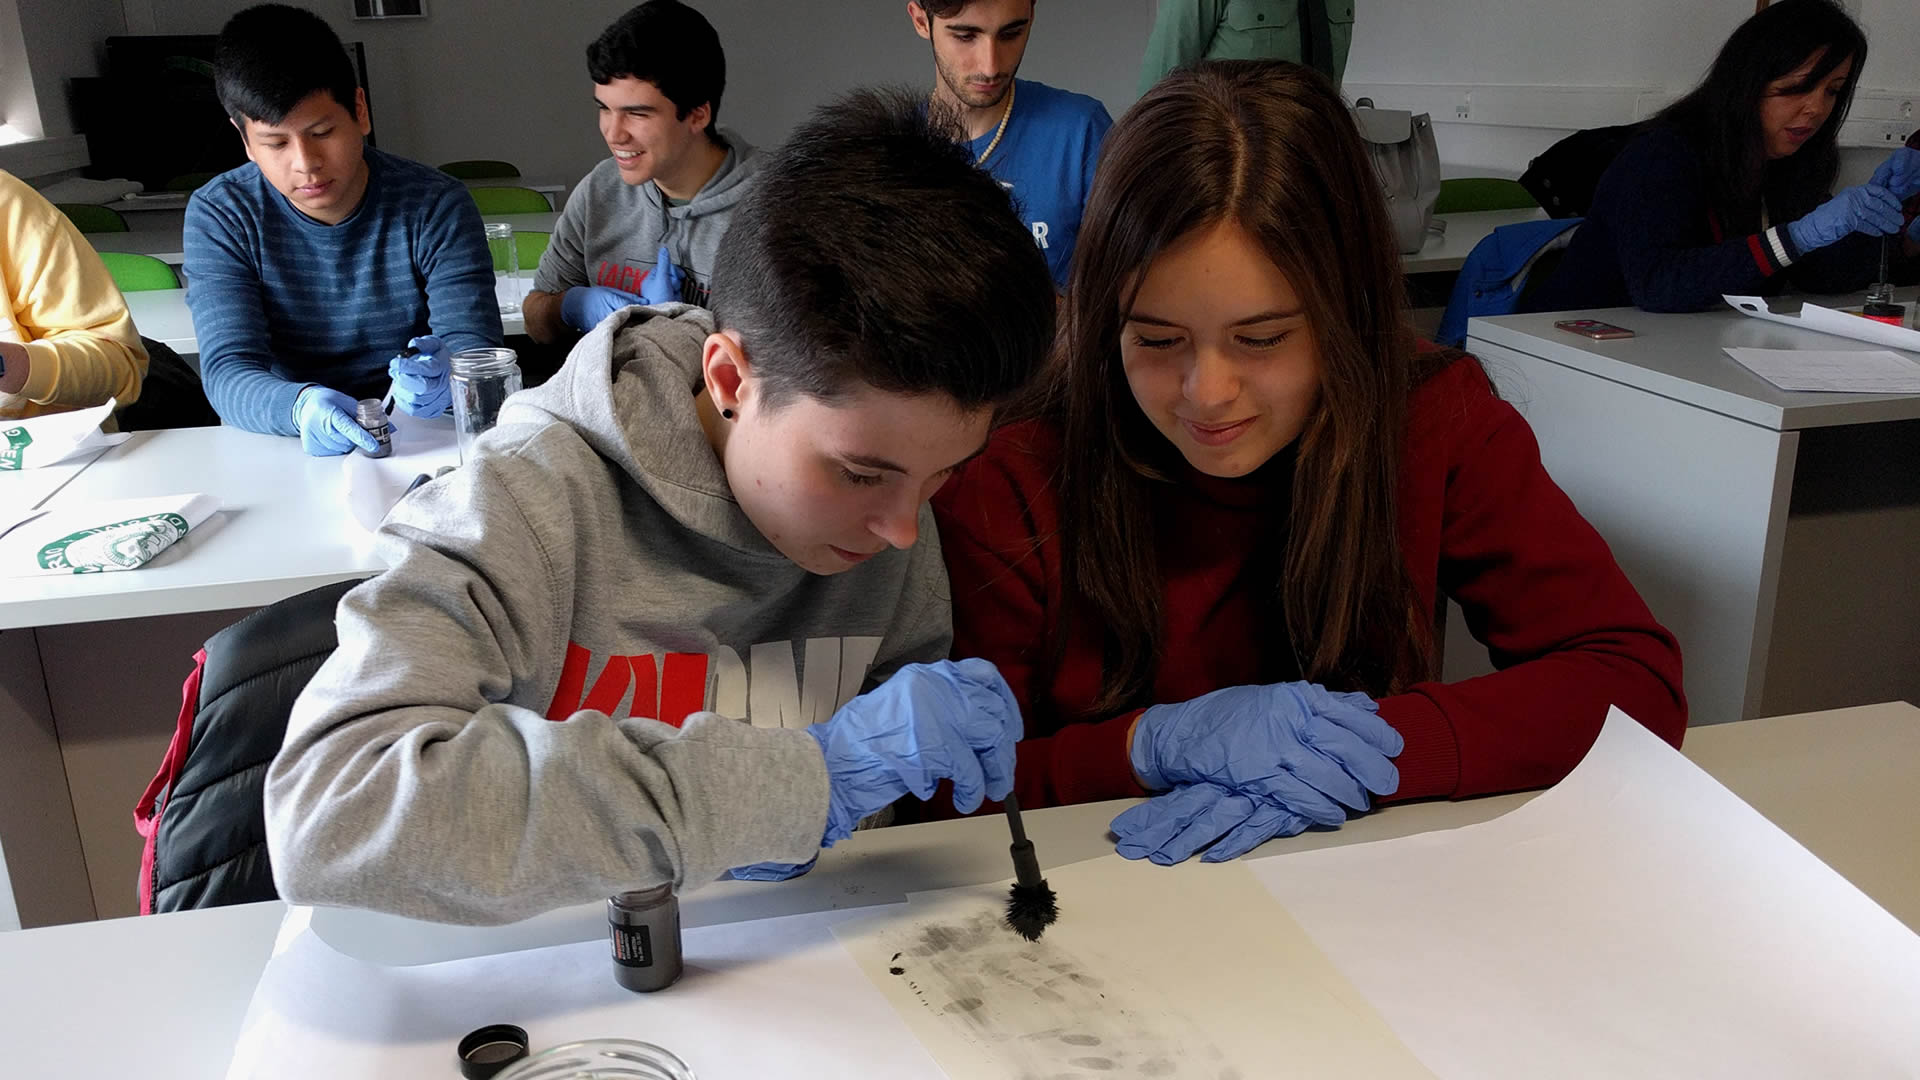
[612,923,655,967]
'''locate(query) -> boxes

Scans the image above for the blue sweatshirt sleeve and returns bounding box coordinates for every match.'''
[1598,132,1798,314]
[184,190,305,435]
[417,185,504,354]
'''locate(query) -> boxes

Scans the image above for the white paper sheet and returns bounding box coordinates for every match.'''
[1254,707,1920,1080]
[837,857,1436,1080]
[340,413,460,532]
[224,905,946,1080]
[1726,294,1920,352]
[0,401,129,471]
[1723,346,1920,393]
[0,492,220,575]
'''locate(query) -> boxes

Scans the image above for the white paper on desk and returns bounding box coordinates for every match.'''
[1722,346,1920,393]
[1726,294,1920,352]
[0,492,219,575]
[837,856,1435,1080]
[1254,708,1920,1080]
[225,904,946,1080]
[340,412,460,532]
[0,400,130,470]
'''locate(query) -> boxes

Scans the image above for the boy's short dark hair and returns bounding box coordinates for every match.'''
[588,1,726,139]
[916,0,1034,20]
[711,87,1055,412]
[214,4,360,128]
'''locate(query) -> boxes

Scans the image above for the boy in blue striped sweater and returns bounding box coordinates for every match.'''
[185,4,502,455]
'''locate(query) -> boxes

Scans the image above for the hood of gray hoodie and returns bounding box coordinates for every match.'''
[498,302,791,559]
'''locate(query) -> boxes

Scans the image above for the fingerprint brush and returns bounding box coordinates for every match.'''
[1002,792,1058,942]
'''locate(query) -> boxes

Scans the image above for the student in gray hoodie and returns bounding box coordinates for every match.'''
[525,1,760,343]
[266,88,1058,926]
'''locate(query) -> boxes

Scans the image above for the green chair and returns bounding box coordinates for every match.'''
[164,171,220,192]
[441,159,521,180]
[98,252,181,292]
[1435,177,1539,215]
[513,231,551,271]
[468,186,552,214]
[56,203,130,234]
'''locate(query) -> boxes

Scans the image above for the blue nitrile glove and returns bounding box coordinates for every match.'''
[292,385,379,457]
[1869,147,1920,202]
[1787,184,1907,252]
[1130,682,1403,828]
[1110,782,1312,865]
[560,285,644,332]
[807,658,1022,847]
[726,856,818,882]
[638,245,683,306]
[386,335,451,417]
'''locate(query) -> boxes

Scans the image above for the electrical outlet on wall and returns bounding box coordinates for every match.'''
[1455,90,1471,120]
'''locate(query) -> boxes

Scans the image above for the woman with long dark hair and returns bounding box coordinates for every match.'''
[1529,0,1919,314]
[931,60,1686,864]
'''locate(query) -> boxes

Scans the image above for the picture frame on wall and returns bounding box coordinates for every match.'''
[353,0,427,18]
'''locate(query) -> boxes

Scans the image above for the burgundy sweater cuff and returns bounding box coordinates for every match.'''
[1376,691,1461,801]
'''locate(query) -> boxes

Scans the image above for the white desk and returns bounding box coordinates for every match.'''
[1465,296,1920,724]
[124,271,535,354]
[95,211,561,268]
[0,428,382,631]
[1403,207,1547,275]
[0,428,391,928]
[0,701,1913,1080]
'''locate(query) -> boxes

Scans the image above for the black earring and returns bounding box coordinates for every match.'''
[722,408,735,420]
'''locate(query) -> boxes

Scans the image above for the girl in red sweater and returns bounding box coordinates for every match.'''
[932,60,1687,864]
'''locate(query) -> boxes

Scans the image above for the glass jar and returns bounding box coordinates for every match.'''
[450,347,524,462]
[494,1038,695,1080]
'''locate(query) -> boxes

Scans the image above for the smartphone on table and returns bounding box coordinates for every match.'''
[1554,318,1635,340]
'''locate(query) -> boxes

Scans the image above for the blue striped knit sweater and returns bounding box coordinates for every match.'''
[184,147,503,434]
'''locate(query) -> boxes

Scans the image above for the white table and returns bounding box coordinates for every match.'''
[124,271,535,355]
[0,428,392,928]
[1465,295,1920,725]
[1403,207,1547,275]
[0,700,1913,1080]
[96,211,561,269]
[0,428,383,631]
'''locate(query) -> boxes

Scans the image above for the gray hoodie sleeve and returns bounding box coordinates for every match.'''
[861,504,955,692]
[531,181,593,295]
[265,439,830,925]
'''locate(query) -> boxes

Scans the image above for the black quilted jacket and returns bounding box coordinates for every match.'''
[142,578,365,913]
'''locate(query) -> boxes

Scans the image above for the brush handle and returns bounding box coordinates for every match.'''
[1003,793,1045,887]
[1002,792,1031,846]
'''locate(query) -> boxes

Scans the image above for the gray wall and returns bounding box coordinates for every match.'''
[8,0,124,137]
[134,0,1155,185]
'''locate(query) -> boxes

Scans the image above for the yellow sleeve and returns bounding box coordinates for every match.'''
[1,172,149,413]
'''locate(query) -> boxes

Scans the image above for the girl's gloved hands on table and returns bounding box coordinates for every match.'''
[1114,681,1403,865]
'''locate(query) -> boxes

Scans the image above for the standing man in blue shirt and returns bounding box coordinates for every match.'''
[908,0,1111,290]
[185,4,502,455]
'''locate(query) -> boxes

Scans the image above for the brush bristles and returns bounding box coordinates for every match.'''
[1005,879,1059,942]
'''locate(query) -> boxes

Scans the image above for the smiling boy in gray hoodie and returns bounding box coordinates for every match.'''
[525,1,760,342]
[266,88,1058,925]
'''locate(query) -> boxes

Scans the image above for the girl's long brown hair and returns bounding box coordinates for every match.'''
[1052,60,1440,713]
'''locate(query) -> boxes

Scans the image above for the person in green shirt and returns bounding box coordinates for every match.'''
[1138,0,1354,95]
